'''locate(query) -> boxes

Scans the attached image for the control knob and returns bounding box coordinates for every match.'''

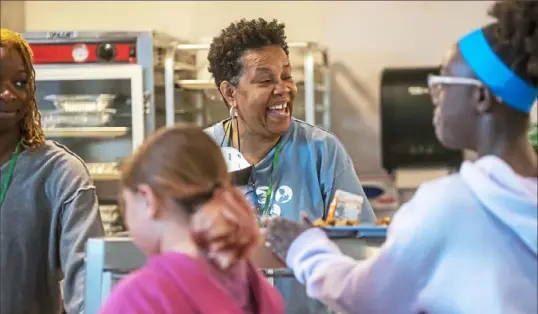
[97,43,116,62]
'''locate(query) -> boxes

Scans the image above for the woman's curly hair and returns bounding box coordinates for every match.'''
[486,0,538,87]
[207,18,289,103]
[0,28,45,149]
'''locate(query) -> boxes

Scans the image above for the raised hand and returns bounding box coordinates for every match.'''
[263,212,313,262]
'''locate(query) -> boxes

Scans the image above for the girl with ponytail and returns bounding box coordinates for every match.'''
[99,124,283,314]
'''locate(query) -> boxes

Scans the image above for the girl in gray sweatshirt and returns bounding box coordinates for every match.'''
[0,28,104,314]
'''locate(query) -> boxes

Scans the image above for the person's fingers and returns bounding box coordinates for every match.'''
[264,217,282,232]
[263,217,301,254]
[268,218,291,236]
[300,211,313,226]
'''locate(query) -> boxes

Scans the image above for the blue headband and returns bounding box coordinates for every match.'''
[458,28,537,113]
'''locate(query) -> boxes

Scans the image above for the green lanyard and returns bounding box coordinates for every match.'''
[224,119,282,216]
[0,142,22,207]
[262,139,282,216]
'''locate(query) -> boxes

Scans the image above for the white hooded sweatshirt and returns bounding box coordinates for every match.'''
[286,155,537,314]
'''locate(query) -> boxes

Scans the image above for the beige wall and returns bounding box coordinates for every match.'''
[24,1,495,175]
[1,1,25,32]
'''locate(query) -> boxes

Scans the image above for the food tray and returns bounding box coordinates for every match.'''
[99,205,125,236]
[41,109,116,127]
[323,225,387,238]
[44,94,116,112]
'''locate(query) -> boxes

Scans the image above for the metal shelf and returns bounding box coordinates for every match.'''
[91,172,120,181]
[87,162,121,181]
[154,62,197,72]
[44,127,130,138]
[175,79,215,90]
[174,41,324,51]
[294,104,329,113]
[175,79,326,92]
[163,41,331,130]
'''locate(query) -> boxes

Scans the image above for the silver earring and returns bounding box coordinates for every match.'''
[229,105,236,118]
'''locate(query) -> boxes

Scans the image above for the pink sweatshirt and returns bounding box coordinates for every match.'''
[99,252,284,314]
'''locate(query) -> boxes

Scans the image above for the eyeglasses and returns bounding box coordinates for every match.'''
[427,74,483,89]
[427,74,503,105]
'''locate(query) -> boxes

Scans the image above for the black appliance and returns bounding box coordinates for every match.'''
[380,67,463,173]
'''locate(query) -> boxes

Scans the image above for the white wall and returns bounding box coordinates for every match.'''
[1,1,25,32]
[24,0,494,175]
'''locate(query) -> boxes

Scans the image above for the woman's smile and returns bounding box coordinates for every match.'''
[0,109,19,119]
[266,102,290,121]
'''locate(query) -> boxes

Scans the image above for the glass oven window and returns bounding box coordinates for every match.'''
[36,78,135,181]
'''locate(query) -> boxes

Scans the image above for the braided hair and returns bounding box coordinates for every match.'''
[0,28,45,149]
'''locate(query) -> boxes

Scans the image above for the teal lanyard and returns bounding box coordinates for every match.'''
[0,142,22,207]
[262,139,282,216]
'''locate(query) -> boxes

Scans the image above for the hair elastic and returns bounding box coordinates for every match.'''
[458,27,537,113]
[177,183,222,212]
[212,182,222,192]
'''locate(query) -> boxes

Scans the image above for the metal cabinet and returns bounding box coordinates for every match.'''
[35,64,144,235]
[161,41,332,130]
[25,30,187,235]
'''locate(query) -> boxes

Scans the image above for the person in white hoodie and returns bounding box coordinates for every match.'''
[263,1,538,313]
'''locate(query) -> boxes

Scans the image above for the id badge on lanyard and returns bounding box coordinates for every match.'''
[219,141,282,216]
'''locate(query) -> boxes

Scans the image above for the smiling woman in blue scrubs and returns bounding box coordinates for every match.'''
[204,19,375,226]
[204,18,376,314]
[264,1,538,313]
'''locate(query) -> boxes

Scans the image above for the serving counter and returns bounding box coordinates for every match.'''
[83,231,385,314]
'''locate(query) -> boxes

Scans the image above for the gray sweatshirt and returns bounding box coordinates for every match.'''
[0,140,104,314]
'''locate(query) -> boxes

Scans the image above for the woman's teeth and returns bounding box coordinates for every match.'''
[267,103,290,118]
[269,103,288,110]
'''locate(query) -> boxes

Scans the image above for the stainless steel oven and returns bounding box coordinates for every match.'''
[24,31,189,235]
[34,64,144,235]
[36,64,145,161]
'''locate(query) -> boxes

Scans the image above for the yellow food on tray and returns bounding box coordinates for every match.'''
[312,218,360,227]
[375,216,392,226]
[312,216,392,228]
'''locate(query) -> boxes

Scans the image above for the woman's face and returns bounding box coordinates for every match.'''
[431,46,479,150]
[121,187,161,256]
[0,46,30,134]
[230,46,297,138]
